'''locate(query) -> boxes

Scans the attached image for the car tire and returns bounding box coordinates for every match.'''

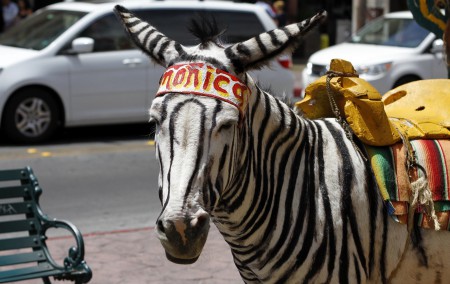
[393,75,421,89]
[2,89,61,144]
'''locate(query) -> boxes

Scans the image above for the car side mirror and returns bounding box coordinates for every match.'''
[70,37,94,54]
[431,38,444,54]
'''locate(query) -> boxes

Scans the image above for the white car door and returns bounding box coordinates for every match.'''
[67,14,150,125]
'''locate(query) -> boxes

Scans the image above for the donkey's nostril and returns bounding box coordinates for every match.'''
[197,214,208,227]
[191,213,210,229]
[157,219,165,233]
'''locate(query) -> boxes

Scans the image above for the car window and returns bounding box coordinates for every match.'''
[350,17,429,48]
[78,13,134,52]
[135,9,266,45]
[73,9,266,52]
[0,10,86,50]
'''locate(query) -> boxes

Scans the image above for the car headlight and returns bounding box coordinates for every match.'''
[356,62,392,76]
[305,62,313,75]
[305,62,329,76]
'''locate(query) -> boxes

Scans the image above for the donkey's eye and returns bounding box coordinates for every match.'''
[217,121,236,134]
[149,117,160,127]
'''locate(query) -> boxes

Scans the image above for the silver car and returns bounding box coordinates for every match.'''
[0,1,294,143]
[302,11,447,96]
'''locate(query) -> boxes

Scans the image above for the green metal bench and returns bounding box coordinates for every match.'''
[0,167,92,283]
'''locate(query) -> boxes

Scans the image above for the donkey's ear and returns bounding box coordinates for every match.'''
[224,11,327,73]
[114,5,186,67]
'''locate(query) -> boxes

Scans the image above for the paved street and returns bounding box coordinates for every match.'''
[0,138,160,234]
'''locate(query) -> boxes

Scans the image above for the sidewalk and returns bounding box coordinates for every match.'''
[23,226,242,284]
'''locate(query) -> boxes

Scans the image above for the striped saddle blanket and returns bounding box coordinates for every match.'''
[365,140,450,230]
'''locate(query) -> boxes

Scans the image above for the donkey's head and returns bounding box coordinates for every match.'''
[115,5,325,264]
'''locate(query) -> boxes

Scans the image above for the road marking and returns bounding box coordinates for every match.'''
[0,140,156,160]
[48,227,155,240]
[41,152,52,157]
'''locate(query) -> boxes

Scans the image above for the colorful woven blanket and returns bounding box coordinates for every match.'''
[365,140,450,230]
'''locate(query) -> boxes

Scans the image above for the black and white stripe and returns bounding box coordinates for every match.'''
[115,5,450,283]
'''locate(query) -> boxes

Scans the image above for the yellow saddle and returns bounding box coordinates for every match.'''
[296,59,450,146]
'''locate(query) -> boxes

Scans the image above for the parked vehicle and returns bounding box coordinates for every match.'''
[302,11,448,96]
[0,0,294,143]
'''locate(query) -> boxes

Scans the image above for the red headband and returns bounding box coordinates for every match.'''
[156,63,251,115]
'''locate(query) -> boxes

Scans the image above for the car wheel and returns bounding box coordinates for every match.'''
[393,75,421,89]
[3,89,61,143]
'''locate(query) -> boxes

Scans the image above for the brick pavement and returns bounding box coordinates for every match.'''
[20,226,242,284]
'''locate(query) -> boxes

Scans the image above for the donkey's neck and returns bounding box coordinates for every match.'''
[211,88,374,281]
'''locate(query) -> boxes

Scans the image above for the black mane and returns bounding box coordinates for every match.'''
[188,14,226,47]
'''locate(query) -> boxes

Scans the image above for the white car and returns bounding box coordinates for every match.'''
[302,11,448,95]
[0,0,294,143]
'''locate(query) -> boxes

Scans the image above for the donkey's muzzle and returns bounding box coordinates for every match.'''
[156,213,210,264]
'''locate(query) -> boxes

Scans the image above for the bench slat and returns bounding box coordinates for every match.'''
[0,235,42,251]
[0,201,34,216]
[0,219,36,234]
[0,250,46,266]
[0,264,59,283]
[0,185,30,199]
[0,169,27,182]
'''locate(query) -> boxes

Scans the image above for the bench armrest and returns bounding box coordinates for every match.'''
[41,217,92,283]
[27,168,92,282]
[42,217,87,270]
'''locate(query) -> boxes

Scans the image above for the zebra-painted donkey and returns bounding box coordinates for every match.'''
[114,5,450,283]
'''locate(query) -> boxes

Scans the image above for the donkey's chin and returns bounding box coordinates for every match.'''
[159,226,209,265]
[161,242,205,265]
[165,252,200,264]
